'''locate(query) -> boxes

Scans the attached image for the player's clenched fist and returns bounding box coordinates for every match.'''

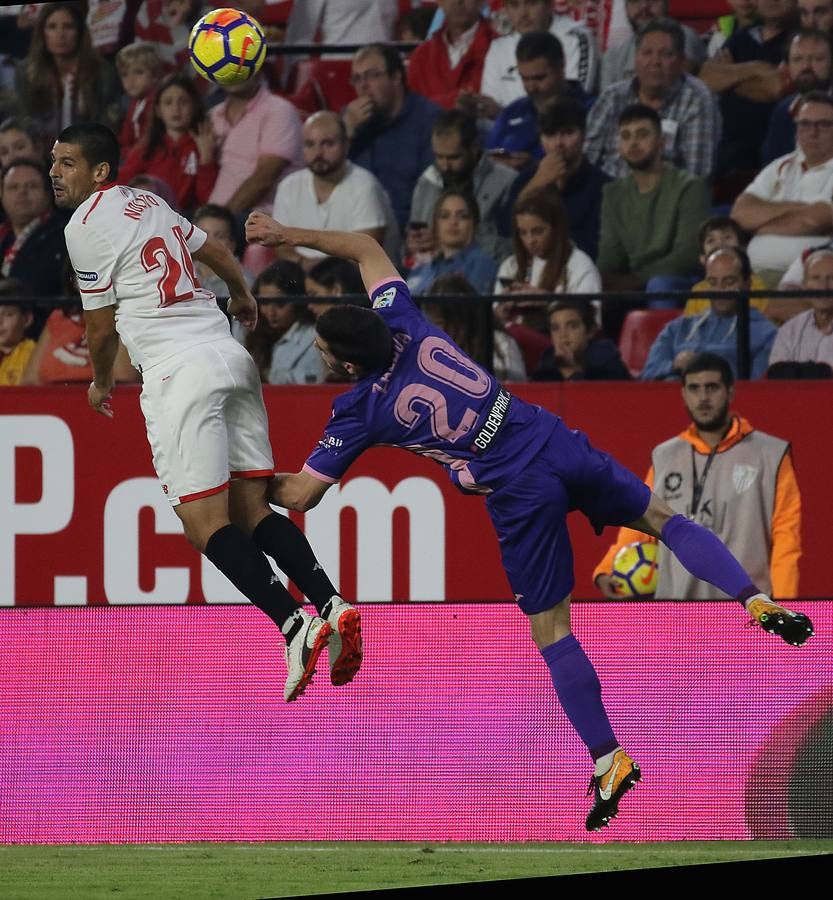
[245,211,289,247]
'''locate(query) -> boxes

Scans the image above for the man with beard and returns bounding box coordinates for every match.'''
[343,43,441,233]
[271,111,399,269]
[595,104,710,312]
[594,351,801,600]
[408,109,520,261]
[484,31,591,173]
[586,19,721,179]
[762,29,833,164]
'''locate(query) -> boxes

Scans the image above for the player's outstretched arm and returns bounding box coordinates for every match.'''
[245,212,400,294]
[84,306,120,418]
[270,471,331,512]
[192,235,258,329]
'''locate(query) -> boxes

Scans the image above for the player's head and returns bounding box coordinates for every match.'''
[314,305,393,378]
[50,123,120,209]
[680,352,735,432]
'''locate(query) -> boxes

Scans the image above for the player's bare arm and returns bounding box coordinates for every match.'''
[192,235,258,329]
[245,212,399,292]
[270,471,331,512]
[84,305,119,418]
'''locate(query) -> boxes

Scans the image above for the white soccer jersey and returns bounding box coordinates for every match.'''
[65,184,232,372]
[481,16,599,105]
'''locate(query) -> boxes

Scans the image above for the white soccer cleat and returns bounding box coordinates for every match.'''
[321,597,363,686]
[283,611,332,702]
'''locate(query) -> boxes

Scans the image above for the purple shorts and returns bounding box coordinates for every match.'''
[486,417,650,615]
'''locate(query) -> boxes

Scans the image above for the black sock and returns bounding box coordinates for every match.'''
[204,523,300,633]
[252,512,339,615]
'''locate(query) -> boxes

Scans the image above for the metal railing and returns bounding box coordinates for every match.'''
[3,288,826,380]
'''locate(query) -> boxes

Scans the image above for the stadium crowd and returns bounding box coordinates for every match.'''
[1,0,833,389]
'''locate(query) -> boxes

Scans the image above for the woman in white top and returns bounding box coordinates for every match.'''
[494,185,602,331]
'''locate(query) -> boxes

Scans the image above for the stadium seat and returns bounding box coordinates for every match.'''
[504,322,551,377]
[618,309,683,378]
[285,58,356,113]
[309,59,356,111]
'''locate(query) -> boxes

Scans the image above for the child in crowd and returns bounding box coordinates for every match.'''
[118,72,217,215]
[115,41,163,155]
[0,279,34,386]
[0,117,44,169]
[245,261,325,386]
[686,216,803,324]
[192,203,253,301]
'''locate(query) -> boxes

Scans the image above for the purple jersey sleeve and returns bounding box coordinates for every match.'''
[303,278,559,492]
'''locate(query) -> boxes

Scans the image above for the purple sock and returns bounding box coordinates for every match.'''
[661,514,756,600]
[540,634,619,761]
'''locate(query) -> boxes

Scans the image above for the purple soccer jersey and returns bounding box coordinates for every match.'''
[304,278,650,612]
[304,279,557,493]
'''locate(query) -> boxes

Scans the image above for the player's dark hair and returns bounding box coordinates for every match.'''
[307,256,366,299]
[635,18,685,56]
[56,123,120,182]
[698,215,748,252]
[357,43,405,82]
[681,352,735,388]
[1,157,51,195]
[316,305,394,374]
[617,103,662,132]
[705,245,752,282]
[516,31,565,70]
[538,98,587,135]
[432,108,479,148]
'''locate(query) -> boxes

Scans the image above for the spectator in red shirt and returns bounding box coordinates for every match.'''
[407,0,497,109]
[118,72,218,215]
[114,41,163,156]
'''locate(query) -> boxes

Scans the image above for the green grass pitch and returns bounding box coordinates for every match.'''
[1,841,831,898]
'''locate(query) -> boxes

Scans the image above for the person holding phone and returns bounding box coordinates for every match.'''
[494,184,602,329]
[406,189,498,296]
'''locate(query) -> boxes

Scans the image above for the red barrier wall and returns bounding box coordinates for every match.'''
[3,381,831,605]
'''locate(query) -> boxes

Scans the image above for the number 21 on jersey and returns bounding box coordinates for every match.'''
[141,225,199,307]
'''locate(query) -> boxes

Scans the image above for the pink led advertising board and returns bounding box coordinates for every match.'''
[0,602,830,843]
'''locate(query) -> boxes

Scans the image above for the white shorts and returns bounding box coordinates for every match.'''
[139,338,274,505]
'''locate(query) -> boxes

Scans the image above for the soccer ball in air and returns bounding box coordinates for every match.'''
[189,8,266,86]
[610,541,659,597]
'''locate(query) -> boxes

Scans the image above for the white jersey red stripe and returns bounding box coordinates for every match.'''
[64,183,231,372]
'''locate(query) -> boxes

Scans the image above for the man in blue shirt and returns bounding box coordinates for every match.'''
[245,211,814,833]
[485,31,590,173]
[641,247,777,380]
[344,43,442,233]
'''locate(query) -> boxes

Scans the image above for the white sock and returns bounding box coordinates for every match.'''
[594,748,620,776]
